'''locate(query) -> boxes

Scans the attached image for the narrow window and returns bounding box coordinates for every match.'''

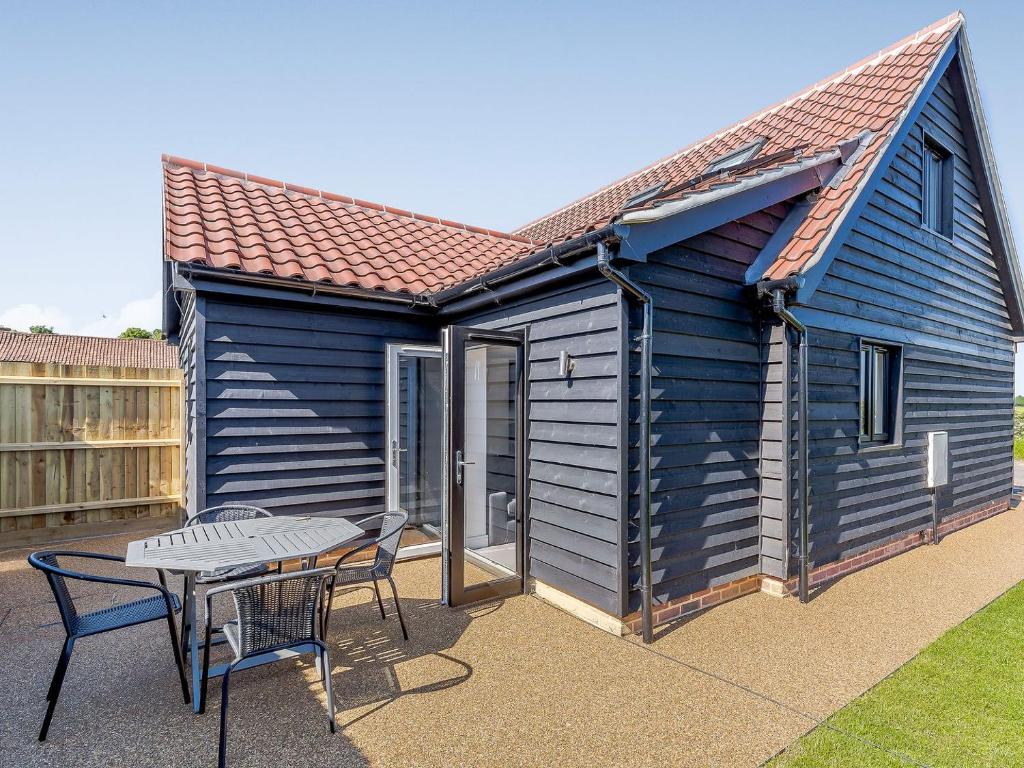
[922,136,952,237]
[860,341,901,445]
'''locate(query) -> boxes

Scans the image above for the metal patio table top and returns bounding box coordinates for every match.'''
[126,514,363,713]
[125,515,362,572]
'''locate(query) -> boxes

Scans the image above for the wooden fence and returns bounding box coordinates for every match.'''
[0,361,183,548]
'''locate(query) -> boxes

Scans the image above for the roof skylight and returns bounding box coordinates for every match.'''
[705,139,766,174]
[621,182,666,210]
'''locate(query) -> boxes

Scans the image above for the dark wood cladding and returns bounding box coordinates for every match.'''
[759,321,790,579]
[626,205,790,609]
[797,71,1014,568]
[457,280,625,615]
[177,291,200,516]
[200,299,436,518]
[169,61,1017,626]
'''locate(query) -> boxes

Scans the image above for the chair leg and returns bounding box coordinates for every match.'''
[179,592,191,660]
[200,624,214,715]
[321,645,336,734]
[372,578,386,620]
[321,580,335,639]
[217,668,232,768]
[385,576,408,641]
[166,612,191,704]
[39,637,74,741]
[45,636,71,701]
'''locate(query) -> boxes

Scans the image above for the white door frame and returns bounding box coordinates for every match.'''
[385,342,442,561]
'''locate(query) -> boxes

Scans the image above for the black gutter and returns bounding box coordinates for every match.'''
[179,263,427,307]
[174,226,616,313]
[758,275,810,604]
[428,227,616,305]
[596,240,655,644]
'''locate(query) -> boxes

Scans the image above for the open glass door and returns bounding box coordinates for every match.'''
[441,326,525,605]
[385,343,443,558]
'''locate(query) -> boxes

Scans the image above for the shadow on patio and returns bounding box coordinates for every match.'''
[0,537,481,768]
[7,505,1023,768]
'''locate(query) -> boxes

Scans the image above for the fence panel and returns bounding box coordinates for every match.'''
[0,361,183,547]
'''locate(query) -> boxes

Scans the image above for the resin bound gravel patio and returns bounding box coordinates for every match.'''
[2,498,1022,768]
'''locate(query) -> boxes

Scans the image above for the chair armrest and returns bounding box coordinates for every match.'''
[33,552,177,597]
[335,538,378,565]
[336,515,405,566]
[29,551,181,617]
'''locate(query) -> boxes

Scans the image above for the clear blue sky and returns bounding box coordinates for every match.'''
[2,2,1022,388]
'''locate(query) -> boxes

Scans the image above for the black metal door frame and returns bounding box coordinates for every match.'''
[442,325,525,606]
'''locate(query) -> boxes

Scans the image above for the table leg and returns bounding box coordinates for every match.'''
[186,572,202,713]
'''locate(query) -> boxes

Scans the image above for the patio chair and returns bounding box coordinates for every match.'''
[180,504,280,657]
[321,511,409,642]
[185,504,280,584]
[199,569,336,768]
[27,551,190,741]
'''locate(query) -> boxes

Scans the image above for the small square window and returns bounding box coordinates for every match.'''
[922,136,952,237]
[860,341,901,445]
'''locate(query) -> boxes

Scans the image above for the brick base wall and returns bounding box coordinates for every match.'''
[623,574,762,633]
[776,496,1011,595]
[623,496,1010,634]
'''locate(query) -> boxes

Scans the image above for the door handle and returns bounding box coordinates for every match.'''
[390,440,407,468]
[455,449,475,486]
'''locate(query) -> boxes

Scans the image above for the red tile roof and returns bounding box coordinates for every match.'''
[515,13,962,280]
[163,157,535,295]
[0,331,179,369]
[162,14,961,295]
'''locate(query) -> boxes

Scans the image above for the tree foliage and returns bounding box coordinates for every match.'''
[29,325,54,334]
[119,327,163,340]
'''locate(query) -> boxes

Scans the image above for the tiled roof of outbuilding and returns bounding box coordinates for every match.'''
[163,157,534,295]
[0,331,179,369]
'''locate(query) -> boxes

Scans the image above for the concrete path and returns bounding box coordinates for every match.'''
[2,499,1023,767]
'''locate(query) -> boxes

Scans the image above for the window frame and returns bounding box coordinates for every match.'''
[858,339,904,449]
[921,131,953,239]
[704,138,765,174]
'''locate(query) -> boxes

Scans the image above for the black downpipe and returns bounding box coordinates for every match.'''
[596,241,655,643]
[759,277,811,604]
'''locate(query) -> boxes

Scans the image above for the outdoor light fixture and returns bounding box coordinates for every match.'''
[558,350,575,377]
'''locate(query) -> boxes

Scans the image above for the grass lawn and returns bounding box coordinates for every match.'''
[1015,406,1024,460]
[767,581,1024,767]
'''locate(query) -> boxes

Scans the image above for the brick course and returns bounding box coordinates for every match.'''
[623,496,1010,634]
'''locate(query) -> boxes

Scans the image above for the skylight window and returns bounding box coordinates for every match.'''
[621,182,666,210]
[705,139,765,174]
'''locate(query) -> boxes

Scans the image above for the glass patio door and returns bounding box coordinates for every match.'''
[385,343,443,558]
[441,326,525,606]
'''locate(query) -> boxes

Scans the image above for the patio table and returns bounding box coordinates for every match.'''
[125,515,362,712]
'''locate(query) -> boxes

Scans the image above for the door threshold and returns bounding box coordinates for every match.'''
[397,541,441,561]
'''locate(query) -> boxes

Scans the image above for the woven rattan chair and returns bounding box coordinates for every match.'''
[179,504,280,657]
[186,505,278,584]
[322,511,409,641]
[200,568,336,768]
[28,551,190,741]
